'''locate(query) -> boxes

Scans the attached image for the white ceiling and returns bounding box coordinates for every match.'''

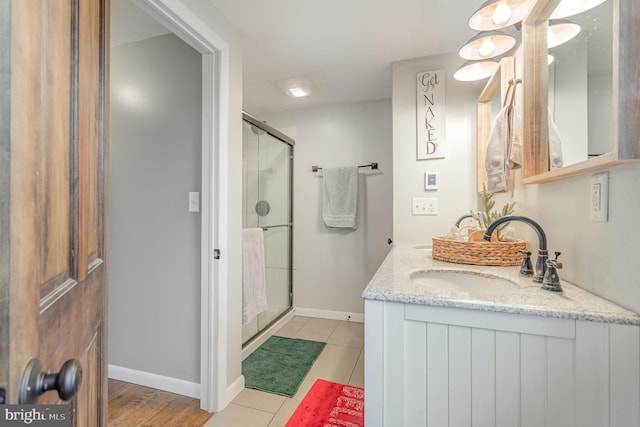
[111,0,486,114]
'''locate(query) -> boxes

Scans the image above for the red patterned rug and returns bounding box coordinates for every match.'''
[285,379,364,427]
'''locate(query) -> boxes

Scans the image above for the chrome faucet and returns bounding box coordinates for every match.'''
[483,215,549,285]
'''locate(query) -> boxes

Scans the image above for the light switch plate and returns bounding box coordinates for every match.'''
[590,172,608,222]
[189,192,200,213]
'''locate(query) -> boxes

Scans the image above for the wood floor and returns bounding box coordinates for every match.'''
[108,379,213,426]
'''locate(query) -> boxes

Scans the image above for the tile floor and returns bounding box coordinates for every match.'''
[204,316,364,427]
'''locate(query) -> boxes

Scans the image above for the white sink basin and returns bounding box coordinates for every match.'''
[410,270,520,294]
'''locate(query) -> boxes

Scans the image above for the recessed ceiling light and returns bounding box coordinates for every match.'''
[277,77,317,98]
[288,87,311,97]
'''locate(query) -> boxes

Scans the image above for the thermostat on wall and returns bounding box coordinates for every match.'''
[425,171,438,190]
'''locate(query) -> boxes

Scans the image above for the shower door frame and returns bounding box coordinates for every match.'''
[242,112,295,346]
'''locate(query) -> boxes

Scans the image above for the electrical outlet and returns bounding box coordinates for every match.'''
[424,198,438,215]
[590,172,608,222]
[412,197,438,216]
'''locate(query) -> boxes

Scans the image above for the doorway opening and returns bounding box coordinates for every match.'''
[109,0,227,412]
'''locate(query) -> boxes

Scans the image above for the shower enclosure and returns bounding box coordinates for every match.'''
[242,113,294,345]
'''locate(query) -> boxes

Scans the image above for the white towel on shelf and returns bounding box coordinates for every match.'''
[242,228,268,325]
[322,166,359,229]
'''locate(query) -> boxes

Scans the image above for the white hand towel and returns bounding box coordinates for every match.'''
[507,106,523,170]
[485,103,522,194]
[323,166,359,229]
[242,228,268,325]
[485,105,510,193]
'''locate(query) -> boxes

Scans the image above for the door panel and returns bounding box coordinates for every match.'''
[1,0,109,424]
[37,0,74,303]
[80,0,103,268]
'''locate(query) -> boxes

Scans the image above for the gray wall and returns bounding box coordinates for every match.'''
[392,53,486,244]
[109,33,202,382]
[262,100,394,316]
[513,164,640,315]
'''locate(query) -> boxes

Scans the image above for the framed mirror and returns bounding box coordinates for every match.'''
[521,0,640,183]
[477,56,515,192]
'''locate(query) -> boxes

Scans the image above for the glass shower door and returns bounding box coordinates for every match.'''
[242,116,293,345]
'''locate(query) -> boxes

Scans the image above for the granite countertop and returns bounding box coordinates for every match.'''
[362,244,640,325]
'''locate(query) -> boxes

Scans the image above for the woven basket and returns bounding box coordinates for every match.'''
[432,235,526,266]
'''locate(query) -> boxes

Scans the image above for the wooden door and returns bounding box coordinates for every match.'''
[0,0,109,424]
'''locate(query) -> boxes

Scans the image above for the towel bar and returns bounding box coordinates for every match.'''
[311,162,378,172]
[260,223,291,230]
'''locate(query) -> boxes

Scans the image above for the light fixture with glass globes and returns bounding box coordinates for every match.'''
[453,60,500,82]
[455,0,539,82]
[469,0,534,31]
[550,0,607,19]
[547,19,581,48]
[276,77,317,98]
[459,30,517,60]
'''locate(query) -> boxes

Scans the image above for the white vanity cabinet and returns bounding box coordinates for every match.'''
[364,299,640,427]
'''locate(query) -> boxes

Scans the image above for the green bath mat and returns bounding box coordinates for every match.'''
[243,336,326,397]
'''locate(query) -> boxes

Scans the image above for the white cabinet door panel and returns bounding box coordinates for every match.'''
[365,301,640,427]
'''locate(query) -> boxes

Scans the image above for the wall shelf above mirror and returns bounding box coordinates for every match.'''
[521,0,640,184]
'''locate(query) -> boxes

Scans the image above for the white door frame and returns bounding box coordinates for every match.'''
[133,0,232,412]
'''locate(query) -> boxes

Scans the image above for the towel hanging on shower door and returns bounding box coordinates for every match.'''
[242,228,268,324]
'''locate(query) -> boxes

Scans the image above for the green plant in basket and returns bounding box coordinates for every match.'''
[473,185,516,238]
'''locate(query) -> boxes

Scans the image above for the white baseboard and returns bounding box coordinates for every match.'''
[108,364,200,399]
[221,375,245,409]
[108,309,362,402]
[294,307,364,323]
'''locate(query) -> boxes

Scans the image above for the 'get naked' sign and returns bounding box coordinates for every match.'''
[416,70,446,160]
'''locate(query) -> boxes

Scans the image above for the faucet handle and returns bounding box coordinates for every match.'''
[547,252,563,269]
[542,251,563,292]
[519,250,534,276]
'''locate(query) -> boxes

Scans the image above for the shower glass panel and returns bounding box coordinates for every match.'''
[242,113,294,345]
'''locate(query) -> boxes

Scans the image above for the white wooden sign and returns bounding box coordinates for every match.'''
[416,70,446,160]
